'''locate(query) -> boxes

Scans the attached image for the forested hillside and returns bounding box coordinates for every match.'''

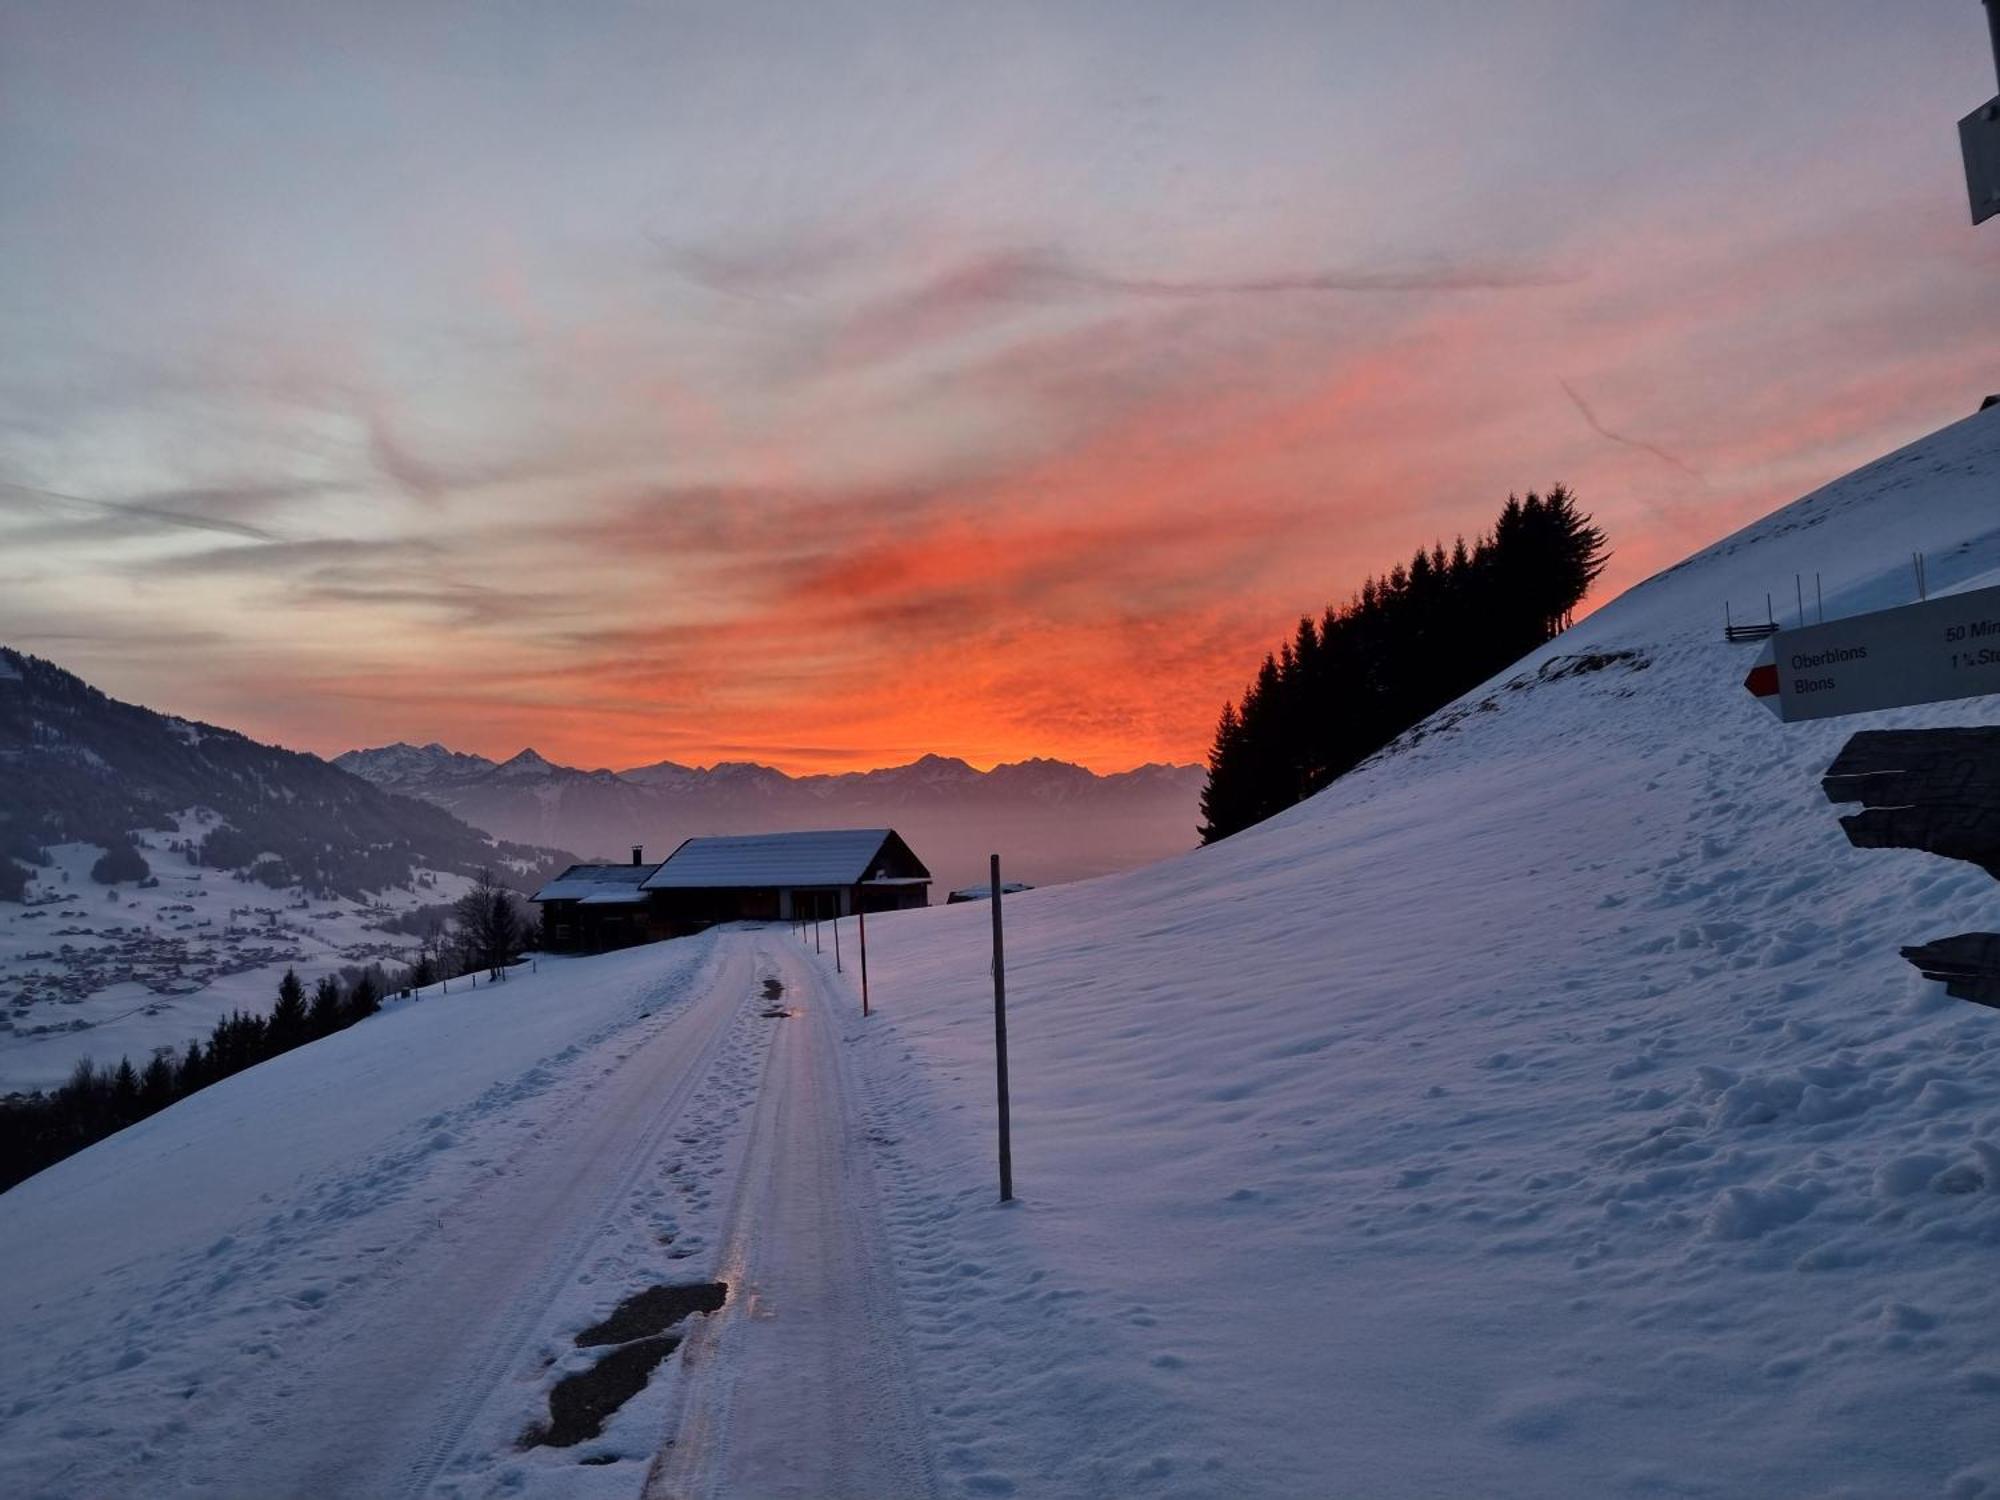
[0,650,566,900]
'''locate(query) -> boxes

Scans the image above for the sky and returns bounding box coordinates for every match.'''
[2,1,1996,774]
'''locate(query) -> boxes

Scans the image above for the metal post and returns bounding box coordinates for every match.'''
[833,908,842,973]
[1988,0,2000,90]
[1795,574,1805,628]
[814,906,821,953]
[1816,573,1824,623]
[990,854,1014,1203]
[858,903,870,1017]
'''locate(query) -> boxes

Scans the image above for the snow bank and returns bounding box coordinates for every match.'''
[832,406,2000,1498]
[0,937,719,1348]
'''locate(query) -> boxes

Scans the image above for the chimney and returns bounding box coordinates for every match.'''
[631,844,644,866]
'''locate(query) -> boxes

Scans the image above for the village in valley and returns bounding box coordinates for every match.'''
[0,824,463,1095]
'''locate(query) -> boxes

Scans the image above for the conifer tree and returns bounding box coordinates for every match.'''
[1197,703,1247,843]
[344,972,381,1024]
[175,1039,207,1098]
[109,1058,142,1126]
[139,1052,176,1114]
[269,969,308,1053]
[308,975,344,1038]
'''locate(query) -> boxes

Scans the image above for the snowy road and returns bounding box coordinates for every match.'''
[0,926,936,1499]
[245,939,757,1499]
[646,936,938,1500]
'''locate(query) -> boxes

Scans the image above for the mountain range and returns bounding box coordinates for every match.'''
[335,743,1205,893]
[0,649,568,901]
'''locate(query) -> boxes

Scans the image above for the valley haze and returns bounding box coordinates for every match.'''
[334,741,1204,895]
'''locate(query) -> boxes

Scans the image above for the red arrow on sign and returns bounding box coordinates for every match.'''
[1744,662,1780,700]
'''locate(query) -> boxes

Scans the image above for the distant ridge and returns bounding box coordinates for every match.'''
[0,651,571,900]
[334,743,1204,891]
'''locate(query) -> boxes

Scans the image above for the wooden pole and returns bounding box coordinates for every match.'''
[990,854,1014,1203]
[858,901,870,1017]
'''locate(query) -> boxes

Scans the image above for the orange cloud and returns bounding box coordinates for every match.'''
[36,182,1997,783]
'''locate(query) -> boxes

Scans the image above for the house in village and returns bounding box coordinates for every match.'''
[531,828,931,954]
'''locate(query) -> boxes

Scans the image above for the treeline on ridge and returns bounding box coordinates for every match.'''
[1200,486,1610,842]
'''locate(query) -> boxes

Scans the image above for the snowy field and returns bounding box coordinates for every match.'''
[828,405,2000,1498]
[0,406,1998,1498]
[0,818,469,1093]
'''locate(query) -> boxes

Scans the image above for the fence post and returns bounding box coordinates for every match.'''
[990,854,1014,1203]
[834,909,842,973]
[858,904,870,1017]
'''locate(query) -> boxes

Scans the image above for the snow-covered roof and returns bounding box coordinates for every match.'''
[532,863,659,902]
[947,882,1033,901]
[641,829,924,890]
[577,888,648,906]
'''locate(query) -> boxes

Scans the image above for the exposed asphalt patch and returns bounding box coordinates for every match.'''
[759,975,791,1017]
[525,1336,681,1448]
[520,1282,729,1450]
[577,1281,728,1347]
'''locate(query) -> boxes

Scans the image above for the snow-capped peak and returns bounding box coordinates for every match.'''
[493,748,558,778]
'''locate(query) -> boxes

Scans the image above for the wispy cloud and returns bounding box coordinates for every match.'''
[0,481,287,543]
[1557,379,1708,485]
[148,537,441,577]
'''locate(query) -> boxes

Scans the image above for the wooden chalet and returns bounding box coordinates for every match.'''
[531,848,662,953]
[639,828,930,931]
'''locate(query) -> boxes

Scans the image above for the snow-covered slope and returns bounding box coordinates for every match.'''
[826,405,2000,1497]
[0,934,759,1498]
[4,407,1999,1498]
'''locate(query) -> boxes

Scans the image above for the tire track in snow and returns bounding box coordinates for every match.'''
[138,933,756,1499]
[645,930,939,1500]
[387,937,759,1499]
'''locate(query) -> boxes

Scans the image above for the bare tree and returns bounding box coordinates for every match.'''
[453,868,522,982]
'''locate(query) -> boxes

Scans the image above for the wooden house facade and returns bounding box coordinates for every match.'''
[639,828,931,933]
[531,854,662,953]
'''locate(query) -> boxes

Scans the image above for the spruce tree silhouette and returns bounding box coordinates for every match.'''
[1200,487,1611,843]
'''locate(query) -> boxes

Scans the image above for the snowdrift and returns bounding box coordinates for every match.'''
[839,406,2000,1498]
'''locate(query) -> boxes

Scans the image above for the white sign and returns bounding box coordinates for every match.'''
[1744,582,2000,722]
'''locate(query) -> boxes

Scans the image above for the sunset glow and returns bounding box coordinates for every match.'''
[4,3,1994,772]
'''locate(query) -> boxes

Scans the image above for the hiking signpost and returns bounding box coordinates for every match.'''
[1743,582,2000,723]
[1744,579,2000,1015]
